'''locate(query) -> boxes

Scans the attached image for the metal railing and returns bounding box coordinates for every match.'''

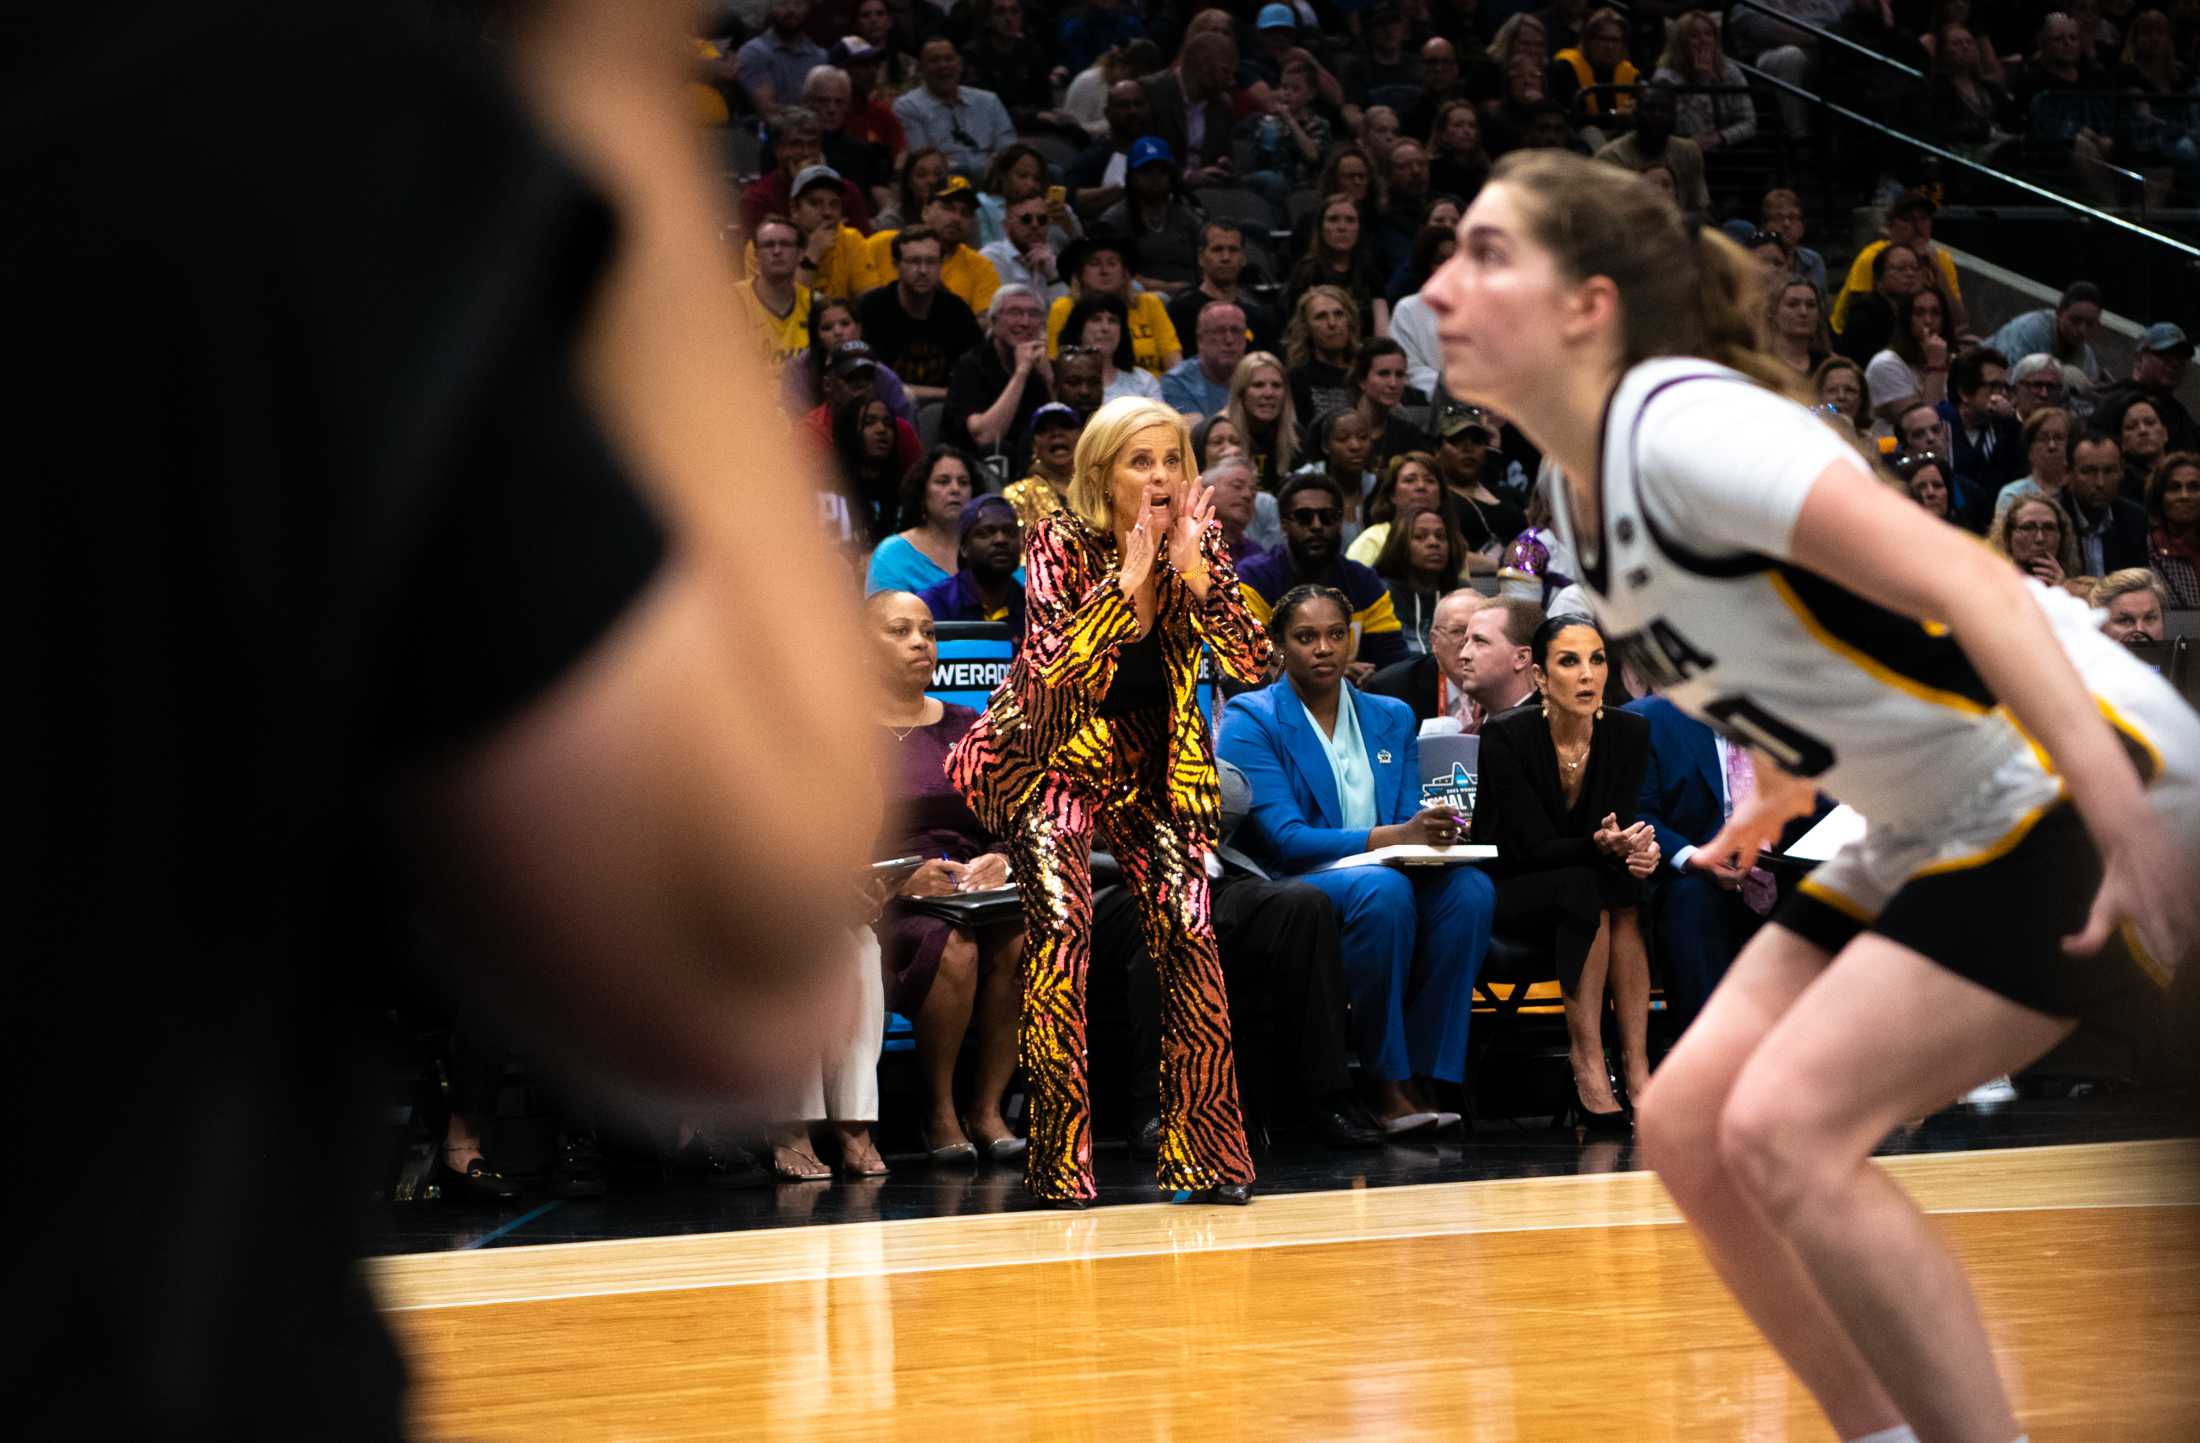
[1734,59,2200,262]
[1725,0,1923,81]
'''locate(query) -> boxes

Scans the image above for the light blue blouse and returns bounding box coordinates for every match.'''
[1300,686,1378,832]
[864,534,951,596]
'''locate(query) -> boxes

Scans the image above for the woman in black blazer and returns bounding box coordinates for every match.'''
[1470,615,1660,1129]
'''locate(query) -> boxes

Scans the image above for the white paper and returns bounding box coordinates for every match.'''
[1783,805,1867,863]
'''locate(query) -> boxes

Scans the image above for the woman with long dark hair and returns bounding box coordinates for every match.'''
[783,294,916,422]
[1286,193,1390,338]
[1425,146,2199,1443]
[877,145,949,230]
[1864,285,1950,425]
[2145,450,2200,604]
[947,398,1272,1207]
[1428,101,1492,203]
[1470,615,1657,1122]
[1371,503,1470,654]
[832,393,905,541]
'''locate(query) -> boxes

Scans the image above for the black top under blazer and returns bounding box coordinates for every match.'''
[1470,700,1652,890]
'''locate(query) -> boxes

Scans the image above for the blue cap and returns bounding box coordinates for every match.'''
[2140,321,2193,355]
[1127,135,1175,171]
[1257,3,1299,28]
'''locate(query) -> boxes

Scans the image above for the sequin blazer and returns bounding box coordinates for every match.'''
[946,504,1273,837]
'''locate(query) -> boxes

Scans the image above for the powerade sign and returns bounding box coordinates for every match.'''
[927,622,1217,717]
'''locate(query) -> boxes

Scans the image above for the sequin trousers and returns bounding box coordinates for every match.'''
[947,506,1273,1203]
[1002,706,1254,1202]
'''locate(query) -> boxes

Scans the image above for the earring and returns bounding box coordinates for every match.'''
[1540,699,1549,718]
[1597,705,1605,721]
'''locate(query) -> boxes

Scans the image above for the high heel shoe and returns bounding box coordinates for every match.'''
[1173,1181,1254,1205]
[1561,1089,1633,1136]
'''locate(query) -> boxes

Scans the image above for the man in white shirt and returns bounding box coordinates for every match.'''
[892,37,1016,176]
[1389,292,1441,398]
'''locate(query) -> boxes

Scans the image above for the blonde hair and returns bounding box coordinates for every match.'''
[1225,351,1300,477]
[2091,566,2169,611]
[1488,149,1809,404]
[1063,396,1200,532]
[1657,10,1721,75]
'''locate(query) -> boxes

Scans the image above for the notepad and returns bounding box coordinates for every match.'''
[1316,844,1498,871]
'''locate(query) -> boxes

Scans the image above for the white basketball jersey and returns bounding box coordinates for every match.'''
[1558,358,2046,832]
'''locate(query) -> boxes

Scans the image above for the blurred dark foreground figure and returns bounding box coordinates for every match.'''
[7,0,879,1434]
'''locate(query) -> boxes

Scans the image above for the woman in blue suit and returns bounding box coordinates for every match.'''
[1217,584,1496,1133]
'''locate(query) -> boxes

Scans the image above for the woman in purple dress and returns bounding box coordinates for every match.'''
[867,590,1029,1163]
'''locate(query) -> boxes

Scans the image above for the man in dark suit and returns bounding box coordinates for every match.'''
[1933,346,2023,503]
[1627,695,1826,1036]
[1100,760,1386,1151]
[2065,431,2151,574]
[1139,31,1239,187]
[1365,588,1484,725]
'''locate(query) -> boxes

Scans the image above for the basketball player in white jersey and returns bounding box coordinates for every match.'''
[1420,150,2200,1443]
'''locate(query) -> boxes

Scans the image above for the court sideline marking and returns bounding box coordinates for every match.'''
[368,1138,2198,1312]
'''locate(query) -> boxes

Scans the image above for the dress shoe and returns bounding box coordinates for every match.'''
[1174,1181,1252,1206]
[1129,1113,1163,1160]
[1562,1088,1633,1136]
[437,1149,523,1203]
[1311,1100,1385,1149]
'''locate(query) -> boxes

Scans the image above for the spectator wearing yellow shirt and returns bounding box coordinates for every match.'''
[771,165,873,301]
[1829,190,1966,336]
[862,175,1001,316]
[1043,233,1183,375]
[732,215,814,379]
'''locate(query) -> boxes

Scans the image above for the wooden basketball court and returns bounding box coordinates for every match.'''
[370,1138,2199,1440]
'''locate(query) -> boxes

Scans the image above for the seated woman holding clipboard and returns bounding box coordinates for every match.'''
[1216,584,1496,1134]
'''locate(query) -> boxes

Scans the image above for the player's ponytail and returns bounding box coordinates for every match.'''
[1488,150,1810,405]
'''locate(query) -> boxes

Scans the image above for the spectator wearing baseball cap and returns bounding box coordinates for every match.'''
[1831,190,1965,338]
[804,340,922,477]
[1096,137,1207,288]
[2094,321,2200,469]
[741,104,876,238]
[829,35,910,159]
[1003,404,1085,535]
[862,174,1002,315]
[1246,4,1304,89]
[917,494,1029,634]
[751,164,872,301]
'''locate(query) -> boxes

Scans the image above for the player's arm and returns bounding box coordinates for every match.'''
[1786,456,2196,964]
[401,0,883,1100]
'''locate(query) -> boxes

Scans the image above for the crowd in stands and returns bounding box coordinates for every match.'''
[429,0,2200,1196]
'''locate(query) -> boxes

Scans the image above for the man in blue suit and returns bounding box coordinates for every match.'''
[1217,585,1494,1133]
[1627,694,1826,1036]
